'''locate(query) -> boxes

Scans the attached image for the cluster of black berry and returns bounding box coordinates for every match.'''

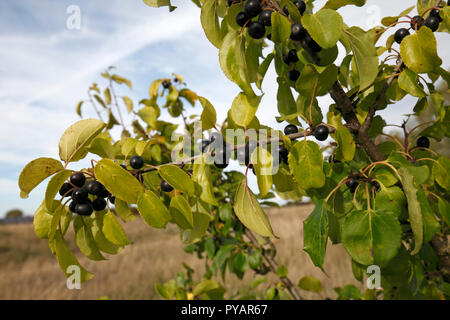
[59,173,111,216]
[394,7,444,44]
[199,134,232,169]
[283,124,330,141]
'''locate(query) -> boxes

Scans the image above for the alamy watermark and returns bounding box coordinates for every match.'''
[66,5,81,30]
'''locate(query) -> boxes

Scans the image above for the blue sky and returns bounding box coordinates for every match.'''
[0,0,448,217]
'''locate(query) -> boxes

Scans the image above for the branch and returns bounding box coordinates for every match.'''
[109,80,127,131]
[87,90,105,122]
[244,229,303,300]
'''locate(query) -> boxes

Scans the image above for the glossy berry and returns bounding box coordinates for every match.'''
[59,182,73,197]
[75,201,94,216]
[425,15,440,32]
[72,188,88,202]
[247,21,266,39]
[394,28,410,44]
[305,34,322,52]
[244,0,262,18]
[294,0,306,15]
[214,145,230,169]
[287,49,299,63]
[283,5,289,16]
[236,11,249,27]
[85,180,103,195]
[98,186,110,199]
[162,80,170,89]
[92,197,107,211]
[416,136,430,148]
[284,124,298,136]
[314,125,329,141]
[160,179,174,192]
[108,195,115,204]
[278,145,289,164]
[288,69,300,82]
[290,23,306,41]
[200,139,211,153]
[259,10,272,26]
[130,155,144,169]
[69,201,77,213]
[70,172,86,188]
[429,9,443,22]
[410,15,425,29]
[283,54,291,65]
[346,178,359,192]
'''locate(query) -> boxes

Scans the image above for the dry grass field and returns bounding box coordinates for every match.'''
[0,204,362,300]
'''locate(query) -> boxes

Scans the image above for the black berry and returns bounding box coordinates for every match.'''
[259,10,272,26]
[200,139,211,153]
[130,155,144,169]
[69,201,77,213]
[288,69,300,82]
[283,5,289,16]
[237,141,257,166]
[429,9,443,22]
[59,182,73,197]
[346,178,359,192]
[70,172,86,188]
[85,180,103,195]
[244,0,262,18]
[162,80,171,89]
[410,15,425,29]
[92,197,107,211]
[416,136,430,148]
[161,179,174,192]
[98,186,110,199]
[214,145,231,169]
[305,34,322,52]
[283,54,291,65]
[425,15,440,32]
[290,23,306,41]
[75,201,94,216]
[278,145,289,164]
[294,0,306,15]
[314,125,329,141]
[108,195,115,204]
[236,11,249,27]
[394,28,410,44]
[284,124,298,136]
[72,188,88,202]
[287,49,299,64]
[247,21,266,39]
[227,0,234,6]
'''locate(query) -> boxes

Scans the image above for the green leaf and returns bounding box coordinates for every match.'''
[219,30,253,96]
[102,210,131,246]
[342,209,402,266]
[296,64,338,97]
[437,197,450,227]
[298,276,323,293]
[75,101,83,117]
[122,96,133,113]
[302,9,343,49]
[398,69,426,97]
[200,0,222,48]
[59,119,106,163]
[230,92,262,128]
[94,159,144,204]
[342,27,378,90]
[381,6,415,26]
[271,11,291,42]
[400,27,442,74]
[19,157,64,199]
[45,169,73,210]
[432,156,450,191]
[199,96,217,130]
[51,231,94,282]
[323,0,366,10]
[90,215,122,255]
[234,180,276,238]
[114,198,136,222]
[334,126,355,162]
[74,215,105,261]
[182,200,211,244]
[288,140,325,190]
[416,188,440,242]
[276,77,297,120]
[250,147,273,197]
[375,186,407,218]
[169,195,194,230]
[137,190,171,229]
[143,0,176,11]
[192,156,218,206]
[138,107,158,128]
[33,201,53,239]
[276,265,288,277]
[397,167,422,255]
[303,200,328,269]
[121,137,138,158]
[111,74,133,89]
[193,279,225,299]
[158,164,195,195]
